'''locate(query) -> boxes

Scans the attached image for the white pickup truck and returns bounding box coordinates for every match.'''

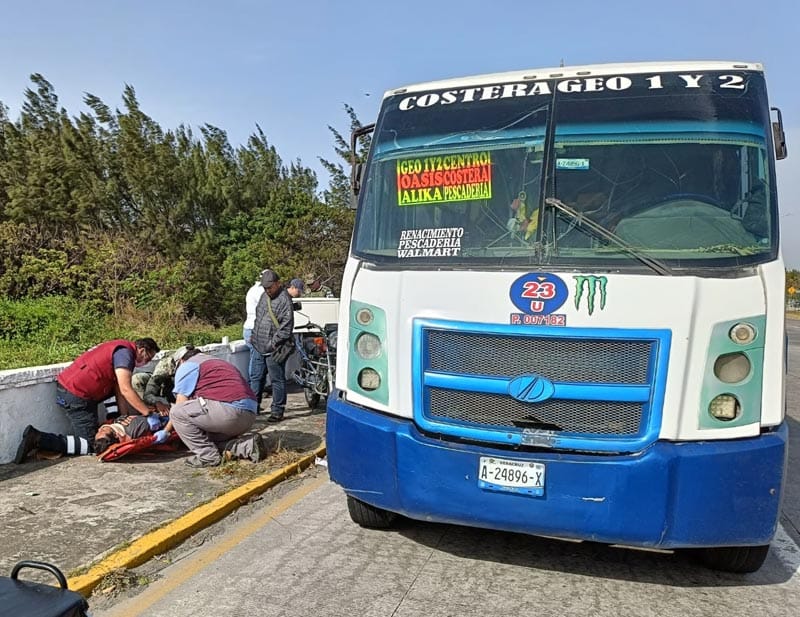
[292,297,339,331]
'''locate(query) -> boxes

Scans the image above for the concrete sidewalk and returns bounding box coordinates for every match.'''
[0,388,326,596]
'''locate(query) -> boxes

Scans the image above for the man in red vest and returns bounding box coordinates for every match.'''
[14,338,163,463]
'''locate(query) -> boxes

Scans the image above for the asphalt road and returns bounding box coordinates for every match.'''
[95,321,800,617]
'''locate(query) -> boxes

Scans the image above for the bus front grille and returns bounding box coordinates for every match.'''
[415,324,669,447]
[428,388,643,435]
[427,330,653,384]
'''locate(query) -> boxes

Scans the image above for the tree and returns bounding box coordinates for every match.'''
[0,75,78,228]
[319,104,372,209]
[787,269,800,306]
[0,75,357,326]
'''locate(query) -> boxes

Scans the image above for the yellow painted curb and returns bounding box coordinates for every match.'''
[68,443,327,597]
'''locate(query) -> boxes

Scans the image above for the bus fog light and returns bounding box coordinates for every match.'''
[358,368,381,391]
[713,352,751,383]
[709,394,740,420]
[355,332,381,359]
[729,322,756,345]
[355,308,374,326]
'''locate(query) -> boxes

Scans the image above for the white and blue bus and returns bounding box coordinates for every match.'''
[327,61,789,572]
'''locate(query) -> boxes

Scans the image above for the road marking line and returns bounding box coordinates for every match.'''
[101,473,328,617]
[773,523,800,580]
[69,444,326,597]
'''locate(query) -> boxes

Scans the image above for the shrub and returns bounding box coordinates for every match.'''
[0,296,242,370]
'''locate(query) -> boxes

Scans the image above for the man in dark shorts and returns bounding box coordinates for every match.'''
[15,338,163,462]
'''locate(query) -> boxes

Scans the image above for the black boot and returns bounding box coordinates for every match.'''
[14,425,41,464]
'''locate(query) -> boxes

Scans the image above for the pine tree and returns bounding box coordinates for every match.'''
[319,104,372,209]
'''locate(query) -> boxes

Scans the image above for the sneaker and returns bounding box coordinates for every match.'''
[14,425,40,464]
[184,455,219,468]
[250,434,267,463]
[267,414,284,423]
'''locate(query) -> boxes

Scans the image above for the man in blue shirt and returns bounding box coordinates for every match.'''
[165,348,265,467]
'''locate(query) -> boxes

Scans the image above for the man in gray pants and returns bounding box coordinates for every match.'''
[167,348,265,467]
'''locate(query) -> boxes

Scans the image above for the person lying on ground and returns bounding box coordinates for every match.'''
[15,338,167,463]
[92,410,173,455]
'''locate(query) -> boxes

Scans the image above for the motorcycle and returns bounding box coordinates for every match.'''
[292,321,337,409]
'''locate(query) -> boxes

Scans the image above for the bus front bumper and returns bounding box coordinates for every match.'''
[326,396,787,548]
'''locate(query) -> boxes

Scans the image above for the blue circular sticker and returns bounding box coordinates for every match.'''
[509,273,568,315]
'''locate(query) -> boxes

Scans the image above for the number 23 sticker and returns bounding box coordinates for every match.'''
[521,281,556,300]
[510,273,568,315]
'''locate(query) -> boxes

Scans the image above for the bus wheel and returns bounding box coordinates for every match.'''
[694,544,770,573]
[346,495,397,528]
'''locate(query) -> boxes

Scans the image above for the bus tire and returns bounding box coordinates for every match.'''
[695,544,770,573]
[346,495,397,528]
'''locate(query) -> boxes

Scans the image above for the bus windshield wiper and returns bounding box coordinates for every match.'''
[544,198,674,276]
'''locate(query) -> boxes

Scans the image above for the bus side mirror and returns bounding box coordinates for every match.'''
[351,162,364,198]
[771,107,787,160]
[350,123,375,208]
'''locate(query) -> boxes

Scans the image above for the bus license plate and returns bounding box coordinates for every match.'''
[478,457,545,497]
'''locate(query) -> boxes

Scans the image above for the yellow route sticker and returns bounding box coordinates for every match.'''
[396,152,492,205]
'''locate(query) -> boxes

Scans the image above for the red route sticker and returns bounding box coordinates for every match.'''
[396,152,493,205]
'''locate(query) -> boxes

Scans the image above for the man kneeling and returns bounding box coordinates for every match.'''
[171,348,265,467]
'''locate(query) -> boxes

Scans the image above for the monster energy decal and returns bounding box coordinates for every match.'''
[574,275,607,315]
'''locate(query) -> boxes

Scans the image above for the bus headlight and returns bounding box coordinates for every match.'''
[709,394,740,420]
[355,307,374,326]
[358,368,381,390]
[355,332,382,359]
[729,322,756,345]
[713,352,751,383]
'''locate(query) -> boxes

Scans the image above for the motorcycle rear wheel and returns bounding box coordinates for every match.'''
[304,387,321,409]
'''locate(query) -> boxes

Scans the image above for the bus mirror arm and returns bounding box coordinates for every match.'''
[770,107,787,160]
[350,123,376,205]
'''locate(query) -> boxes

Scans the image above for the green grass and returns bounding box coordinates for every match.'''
[0,325,241,370]
[0,297,244,370]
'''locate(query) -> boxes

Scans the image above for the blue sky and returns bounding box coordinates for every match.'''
[1,0,799,267]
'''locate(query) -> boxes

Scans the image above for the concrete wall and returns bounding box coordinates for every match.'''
[0,340,251,464]
[0,300,340,464]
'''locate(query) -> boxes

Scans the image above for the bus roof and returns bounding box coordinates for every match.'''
[383,61,764,98]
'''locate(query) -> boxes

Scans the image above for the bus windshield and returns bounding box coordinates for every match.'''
[353,70,777,272]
